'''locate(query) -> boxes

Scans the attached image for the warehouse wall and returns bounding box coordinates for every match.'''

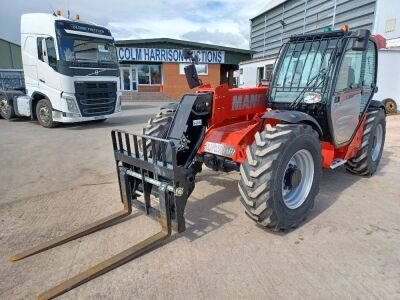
[0,38,22,69]
[251,0,377,58]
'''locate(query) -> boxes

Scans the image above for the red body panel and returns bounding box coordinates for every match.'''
[320,115,367,167]
[195,84,366,168]
[196,84,268,163]
[198,84,268,126]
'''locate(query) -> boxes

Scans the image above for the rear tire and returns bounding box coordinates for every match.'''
[239,124,322,231]
[382,98,397,114]
[0,94,16,120]
[346,109,386,176]
[36,99,57,128]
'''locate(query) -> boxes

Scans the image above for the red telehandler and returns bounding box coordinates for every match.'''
[11,27,387,299]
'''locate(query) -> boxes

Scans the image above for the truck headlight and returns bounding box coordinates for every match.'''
[62,95,80,114]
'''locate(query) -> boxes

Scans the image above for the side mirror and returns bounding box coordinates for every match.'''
[41,39,49,64]
[184,64,201,89]
[374,85,378,94]
[351,29,370,51]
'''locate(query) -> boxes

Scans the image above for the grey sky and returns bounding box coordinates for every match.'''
[0,0,269,49]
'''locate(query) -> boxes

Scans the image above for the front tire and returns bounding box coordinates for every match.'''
[36,99,57,128]
[143,110,174,138]
[239,124,322,231]
[141,110,175,158]
[346,109,386,176]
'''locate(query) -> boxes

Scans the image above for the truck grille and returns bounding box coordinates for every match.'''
[74,81,117,117]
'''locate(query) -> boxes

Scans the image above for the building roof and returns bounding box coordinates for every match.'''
[115,38,254,54]
[251,0,288,20]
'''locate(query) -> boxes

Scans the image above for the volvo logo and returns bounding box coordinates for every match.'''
[86,68,108,76]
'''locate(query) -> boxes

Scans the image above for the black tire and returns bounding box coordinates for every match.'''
[141,110,175,157]
[143,110,174,138]
[346,109,386,176]
[382,98,397,114]
[239,124,322,231]
[0,93,16,120]
[36,99,57,128]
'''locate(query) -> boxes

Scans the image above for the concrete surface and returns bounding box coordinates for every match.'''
[0,103,399,300]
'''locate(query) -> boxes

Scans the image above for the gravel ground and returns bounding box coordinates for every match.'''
[0,103,399,300]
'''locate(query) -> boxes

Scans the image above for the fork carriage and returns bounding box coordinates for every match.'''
[11,130,194,300]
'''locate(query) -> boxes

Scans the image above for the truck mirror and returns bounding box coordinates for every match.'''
[374,85,378,94]
[184,64,201,89]
[41,39,49,64]
[351,29,370,51]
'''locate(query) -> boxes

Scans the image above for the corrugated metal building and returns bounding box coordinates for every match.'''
[240,0,400,109]
[250,0,377,59]
[0,38,24,90]
[0,38,22,69]
[240,0,400,87]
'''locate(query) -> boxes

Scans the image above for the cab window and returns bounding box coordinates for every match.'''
[335,49,363,92]
[45,38,57,69]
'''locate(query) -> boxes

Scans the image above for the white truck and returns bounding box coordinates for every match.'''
[0,13,121,127]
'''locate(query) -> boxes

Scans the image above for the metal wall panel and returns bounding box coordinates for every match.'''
[251,0,377,58]
[0,39,22,69]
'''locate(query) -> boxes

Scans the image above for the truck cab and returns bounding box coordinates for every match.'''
[0,13,121,127]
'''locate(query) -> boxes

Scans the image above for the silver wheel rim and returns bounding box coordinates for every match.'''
[0,96,8,114]
[39,106,51,124]
[282,149,314,209]
[371,124,383,161]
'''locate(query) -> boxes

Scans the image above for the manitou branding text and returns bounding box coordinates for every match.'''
[232,94,266,111]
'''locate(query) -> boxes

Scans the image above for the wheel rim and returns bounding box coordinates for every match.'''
[39,106,51,124]
[282,149,314,209]
[0,96,9,114]
[371,124,383,161]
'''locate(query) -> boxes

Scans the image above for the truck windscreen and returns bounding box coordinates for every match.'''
[58,38,117,64]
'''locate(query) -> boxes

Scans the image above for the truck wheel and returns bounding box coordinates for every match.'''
[239,124,322,231]
[382,98,397,114]
[36,99,57,128]
[0,94,16,120]
[346,109,386,176]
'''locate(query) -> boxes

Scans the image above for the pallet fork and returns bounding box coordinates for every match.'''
[11,130,194,300]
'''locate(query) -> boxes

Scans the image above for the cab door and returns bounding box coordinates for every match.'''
[36,37,62,108]
[330,42,375,147]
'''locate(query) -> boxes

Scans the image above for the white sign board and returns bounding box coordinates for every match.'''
[117,47,225,64]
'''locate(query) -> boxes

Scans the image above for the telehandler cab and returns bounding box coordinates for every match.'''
[11,28,387,299]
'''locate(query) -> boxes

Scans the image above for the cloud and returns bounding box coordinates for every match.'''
[0,0,269,49]
[181,28,248,49]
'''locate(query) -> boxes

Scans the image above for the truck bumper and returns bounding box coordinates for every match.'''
[52,111,122,123]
